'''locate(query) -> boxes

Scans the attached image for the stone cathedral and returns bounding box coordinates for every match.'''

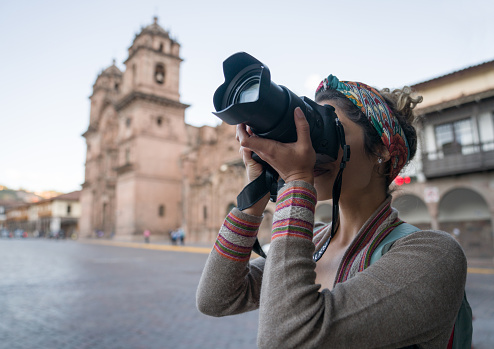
[80,18,276,244]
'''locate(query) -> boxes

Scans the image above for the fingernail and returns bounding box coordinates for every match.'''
[295,107,304,119]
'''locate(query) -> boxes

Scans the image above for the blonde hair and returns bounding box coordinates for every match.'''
[380,87,423,125]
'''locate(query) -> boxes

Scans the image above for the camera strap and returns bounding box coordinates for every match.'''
[236,165,280,259]
[236,166,279,211]
[313,118,350,262]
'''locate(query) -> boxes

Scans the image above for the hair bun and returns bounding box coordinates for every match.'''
[380,87,423,124]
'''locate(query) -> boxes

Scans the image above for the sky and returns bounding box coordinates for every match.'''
[1,0,494,193]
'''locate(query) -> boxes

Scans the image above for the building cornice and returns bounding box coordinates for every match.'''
[124,46,183,64]
[114,163,134,175]
[115,91,190,111]
[416,89,494,116]
[89,86,118,99]
[412,60,494,90]
[82,124,98,138]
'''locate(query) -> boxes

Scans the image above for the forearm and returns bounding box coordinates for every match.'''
[196,208,265,316]
[258,180,323,347]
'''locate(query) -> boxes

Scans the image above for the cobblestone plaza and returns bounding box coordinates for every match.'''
[1,240,493,349]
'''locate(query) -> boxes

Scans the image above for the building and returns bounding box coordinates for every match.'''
[0,187,43,232]
[5,191,81,237]
[393,60,494,259]
[80,17,189,239]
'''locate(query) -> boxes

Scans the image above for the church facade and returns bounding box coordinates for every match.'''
[81,18,192,240]
[79,18,265,243]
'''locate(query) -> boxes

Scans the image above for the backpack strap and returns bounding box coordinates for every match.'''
[369,223,420,266]
[451,292,473,349]
[370,223,473,349]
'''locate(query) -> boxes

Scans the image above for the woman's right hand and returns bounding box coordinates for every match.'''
[236,123,271,216]
[236,124,265,183]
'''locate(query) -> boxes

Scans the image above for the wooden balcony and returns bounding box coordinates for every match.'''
[423,141,494,178]
[38,210,53,218]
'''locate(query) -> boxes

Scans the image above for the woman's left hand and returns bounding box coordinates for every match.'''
[237,107,316,185]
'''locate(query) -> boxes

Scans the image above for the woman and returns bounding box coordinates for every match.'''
[196,75,467,348]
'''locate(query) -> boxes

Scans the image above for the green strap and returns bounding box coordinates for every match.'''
[369,223,420,266]
[369,222,473,348]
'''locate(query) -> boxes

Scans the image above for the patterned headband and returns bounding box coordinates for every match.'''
[316,74,409,182]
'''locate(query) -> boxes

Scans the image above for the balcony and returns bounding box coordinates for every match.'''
[114,162,134,175]
[38,210,53,218]
[423,141,494,178]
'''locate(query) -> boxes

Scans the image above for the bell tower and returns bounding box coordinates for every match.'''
[120,16,182,101]
[114,17,189,239]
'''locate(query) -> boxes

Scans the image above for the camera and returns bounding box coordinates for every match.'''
[213,52,342,162]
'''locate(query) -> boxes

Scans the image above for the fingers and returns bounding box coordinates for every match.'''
[294,107,311,147]
[236,123,270,155]
[239,146,253,161]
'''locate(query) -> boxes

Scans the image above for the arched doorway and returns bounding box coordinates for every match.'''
[392,194,432,230]
[438,188,493,258]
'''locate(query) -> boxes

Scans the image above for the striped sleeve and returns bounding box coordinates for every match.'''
[214,207,263,262]
[272,181,317,241]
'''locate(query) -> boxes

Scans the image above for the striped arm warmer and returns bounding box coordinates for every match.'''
[272,181,317,242]
[214,208,263,262]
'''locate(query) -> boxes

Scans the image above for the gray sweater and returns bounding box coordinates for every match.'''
[197,181,467,348]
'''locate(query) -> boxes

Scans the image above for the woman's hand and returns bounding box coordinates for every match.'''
[237,134,265,184]
[236,107,316,186]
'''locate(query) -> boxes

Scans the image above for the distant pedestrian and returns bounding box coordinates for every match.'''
[169,230,176,245]
[171,229,180,245]
[179,228,185,245]
[143,229,151,243]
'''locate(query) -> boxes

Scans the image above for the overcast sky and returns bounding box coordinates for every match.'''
[1,0,494,193]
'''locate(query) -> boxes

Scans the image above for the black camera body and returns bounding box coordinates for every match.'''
[213,52,341,162]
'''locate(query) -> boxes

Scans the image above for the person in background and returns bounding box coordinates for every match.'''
[143,229,151,243]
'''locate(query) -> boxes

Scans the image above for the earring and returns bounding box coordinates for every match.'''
[378,157,383,164]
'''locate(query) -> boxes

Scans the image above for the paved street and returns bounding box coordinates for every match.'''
[0,239,492,349]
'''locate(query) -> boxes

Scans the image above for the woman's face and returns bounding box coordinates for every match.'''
[313,100,381,202]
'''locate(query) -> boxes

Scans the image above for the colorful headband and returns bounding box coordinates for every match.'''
[316,75,409,181]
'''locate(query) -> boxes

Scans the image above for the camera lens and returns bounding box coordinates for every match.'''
[224,68,262,107]
[237,79,260,104]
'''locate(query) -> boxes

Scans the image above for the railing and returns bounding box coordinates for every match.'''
[422,141,494,178]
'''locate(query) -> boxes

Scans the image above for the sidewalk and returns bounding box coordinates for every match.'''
[468,258,494,268]
[80,238,213,254]
[80,238,494,274]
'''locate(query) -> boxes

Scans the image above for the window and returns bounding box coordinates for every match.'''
[157,116,163,126]
[158,43,163,52]
[125,149,130,163]
[434,118,476,155]
[114,83,119,92]
[481,111,494,151]
[67,205,71,215]
[159,205,165,217]
[126,117,131,127]
[154,64,165,84]
[203,206,208,221]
